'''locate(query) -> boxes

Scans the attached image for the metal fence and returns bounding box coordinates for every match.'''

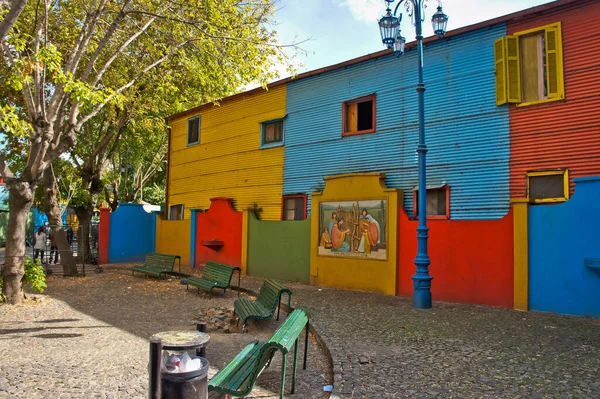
[29,221,101,275]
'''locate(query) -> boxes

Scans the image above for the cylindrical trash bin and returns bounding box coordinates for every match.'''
[161,356,209,399]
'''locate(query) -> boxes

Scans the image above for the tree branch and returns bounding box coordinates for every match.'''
[0,0,28,44]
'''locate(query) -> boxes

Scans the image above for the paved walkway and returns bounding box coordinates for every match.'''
[1,263,599,398]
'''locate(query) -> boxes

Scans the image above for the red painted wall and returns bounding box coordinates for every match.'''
[98,208,110,265]
[397,209,514,307]
[195,198,243,267]
[509,0,600,197]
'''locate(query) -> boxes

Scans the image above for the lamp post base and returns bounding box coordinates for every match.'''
[411,275,433,309]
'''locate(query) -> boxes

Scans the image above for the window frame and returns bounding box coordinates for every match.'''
[342,94,377,137]
[280,194,307,221]
[187,115,201,146]
[413,185,450,220]
[169,204,184,220]
[260,118,285,149]
[494,22,564,107]
[526,170,569,204]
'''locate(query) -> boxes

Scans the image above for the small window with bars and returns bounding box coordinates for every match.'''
[527,170,569,203]
[261,119,284,148]
[187,116,200,145]
[281,195,306,221]
[414,185,450,219]
[169,204,184,220]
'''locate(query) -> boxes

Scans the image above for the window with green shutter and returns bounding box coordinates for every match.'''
[495,22,564,107]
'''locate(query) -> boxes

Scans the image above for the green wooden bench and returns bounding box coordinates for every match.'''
[131,253,181,278]
[234,279,292,332]
[185,261,241,298]
[208,308,309,399]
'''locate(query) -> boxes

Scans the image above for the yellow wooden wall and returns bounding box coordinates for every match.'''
[155,216,191,266]
[168,86,286,220]
[310,173,400,295]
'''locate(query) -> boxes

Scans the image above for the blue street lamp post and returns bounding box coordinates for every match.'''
[378,0,448,309]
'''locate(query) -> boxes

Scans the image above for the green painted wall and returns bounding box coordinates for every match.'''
[247,214,310,284]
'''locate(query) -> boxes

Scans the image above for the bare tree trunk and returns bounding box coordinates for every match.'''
[75,206,93,263]
[1,182,33,304]
[42,168,77,275]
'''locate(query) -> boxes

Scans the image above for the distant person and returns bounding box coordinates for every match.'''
[66,226,74,246]
[49,231,59,264]
[34,227,47,263]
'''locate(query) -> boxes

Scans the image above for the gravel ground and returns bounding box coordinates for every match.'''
[0,265,332,398]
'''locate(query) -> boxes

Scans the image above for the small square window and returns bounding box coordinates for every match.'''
[187,116,200,145]
[527,170,569,203]
[414,186,449,219]
[261,119,284,148]
[169,204,184,220]
[281,195,306,221]
[343,94,376,136]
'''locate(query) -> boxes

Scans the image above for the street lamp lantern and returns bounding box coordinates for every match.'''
[378,8,401,49]
[431,6,449,38]
[394,32,407,56]
[377,0,448,309]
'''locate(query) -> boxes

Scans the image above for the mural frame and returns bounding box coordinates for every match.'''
[317,198,388,261]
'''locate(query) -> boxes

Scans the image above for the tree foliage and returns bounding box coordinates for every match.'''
[0,0,297,304]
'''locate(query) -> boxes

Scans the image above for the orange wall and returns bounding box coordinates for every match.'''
[195,198,242,267]
[398,209,514,307]
[509,0,600,197]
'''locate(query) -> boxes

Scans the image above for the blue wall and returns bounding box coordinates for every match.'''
[529,177,600,317]
[108,203,156,263]
[284,24,510,220]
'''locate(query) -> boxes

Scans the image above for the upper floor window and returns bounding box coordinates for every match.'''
[281,194,307,221]
[169,204,184,220]
[414,185,450,219]
[187,116,200,145]
[261,119,284,148]
[527,170,569,203]
[495,22,564,107]
[342,94,376,136]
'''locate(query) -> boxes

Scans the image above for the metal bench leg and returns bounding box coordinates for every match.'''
[292,338,299,394]
[280,352,287,399]
[277,297,281,321]
[303,322,309,370]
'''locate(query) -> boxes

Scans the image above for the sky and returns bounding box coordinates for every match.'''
[270,0,554,77]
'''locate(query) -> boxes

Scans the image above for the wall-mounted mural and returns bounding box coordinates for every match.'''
[318,200,387,260]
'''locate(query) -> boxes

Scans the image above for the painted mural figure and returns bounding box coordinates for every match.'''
[360,208,380,245]
[331,218,351,252]
[320,228,333,249]
[358,224,374,254]
[328,212,337,238]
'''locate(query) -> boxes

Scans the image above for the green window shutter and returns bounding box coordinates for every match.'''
[545,26,564,99]
[505,36,521,103]
[494,37,507,106]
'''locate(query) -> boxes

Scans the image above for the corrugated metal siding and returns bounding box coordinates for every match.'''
[284,25,510,220]
[168,86,286,220]
[509,1,600,197]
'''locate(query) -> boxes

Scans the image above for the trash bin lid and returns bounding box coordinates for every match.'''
[151,330,210,350]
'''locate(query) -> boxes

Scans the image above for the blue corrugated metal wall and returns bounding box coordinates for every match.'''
[284,24,510,219]
[528,177,600,317]
[108,203,156,263]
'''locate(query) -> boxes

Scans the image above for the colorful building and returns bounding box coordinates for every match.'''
[152,0,600,316]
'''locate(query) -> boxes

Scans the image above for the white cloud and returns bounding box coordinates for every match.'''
[334,0,383,23]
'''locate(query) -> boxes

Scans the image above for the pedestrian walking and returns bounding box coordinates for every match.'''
[34,227,47,263]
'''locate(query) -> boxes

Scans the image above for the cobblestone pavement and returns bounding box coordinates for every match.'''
[275,283,600,399]
[2,263,600,399]
[0,266,331,398]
